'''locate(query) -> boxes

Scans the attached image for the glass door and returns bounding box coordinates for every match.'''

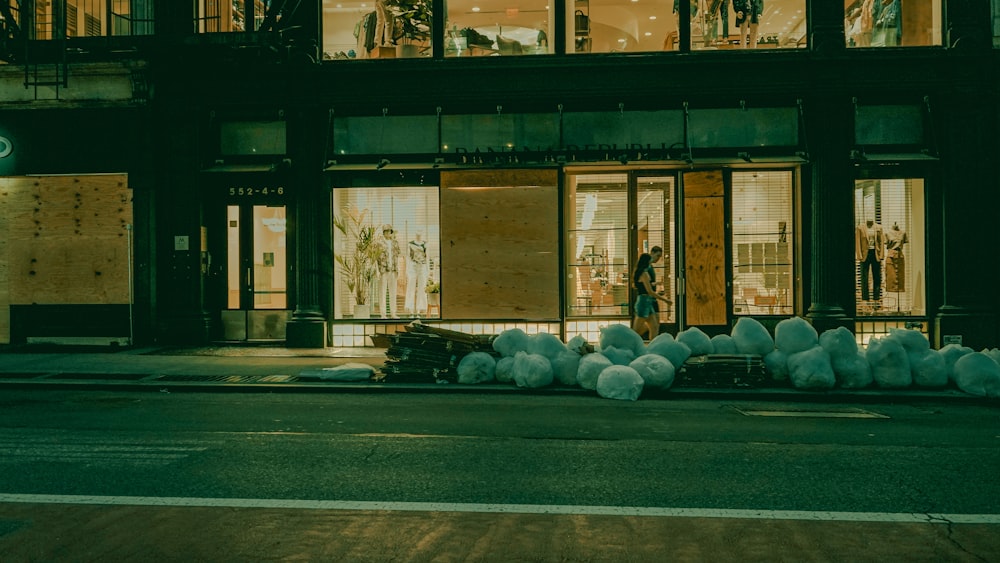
[221,204,289,340]
[636,175,677,328]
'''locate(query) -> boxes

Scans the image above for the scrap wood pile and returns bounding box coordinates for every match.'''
[676,354,768,388]
[379,323,498,383]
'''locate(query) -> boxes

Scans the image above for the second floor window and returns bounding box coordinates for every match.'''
[845,0,942,47]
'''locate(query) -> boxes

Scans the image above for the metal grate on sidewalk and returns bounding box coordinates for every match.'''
[152,374,297,383]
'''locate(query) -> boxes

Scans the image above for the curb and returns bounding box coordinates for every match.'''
[0,373,994,405]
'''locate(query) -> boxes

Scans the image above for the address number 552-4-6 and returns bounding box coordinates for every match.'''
[229,187,284,196]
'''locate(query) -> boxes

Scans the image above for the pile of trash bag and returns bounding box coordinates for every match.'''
[452,317,1000,401]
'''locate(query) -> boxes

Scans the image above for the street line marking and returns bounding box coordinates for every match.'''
[0,494,998,524]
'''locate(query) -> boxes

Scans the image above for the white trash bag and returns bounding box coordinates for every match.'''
[787,346,836,390]
[676,326,714,356]
[493,328,531,358]
[599,324,646,357]
[953,352,1000,398]
[774,316,818,356]
[596,365,645,401]
[629,354,675,390]
[711,334,738,355]
[866,337,912,388]
[511,351,554,389]
[732,317,775,356]
[577,353,614,391]
[456,352,497,384]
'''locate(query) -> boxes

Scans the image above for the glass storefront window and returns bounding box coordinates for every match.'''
[731,170,794,316]
[322,0,433,59]
[693,0,806,50]
[445,0,553,56]
[196,0,266,33]
[568,0,676,54]
[845,0,941,47]
[332,186,440,320]
[854,179,925,317]
[566,174,630,316]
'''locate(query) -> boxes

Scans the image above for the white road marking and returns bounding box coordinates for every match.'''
[0,493,997,524]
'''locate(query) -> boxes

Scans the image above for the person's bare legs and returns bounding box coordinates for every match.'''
[646,313,659,339]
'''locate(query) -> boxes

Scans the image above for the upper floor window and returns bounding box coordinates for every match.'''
[844,0,942,47]
[23,0,154,38]
[446,0,552,56]
[690,0,807,50]
[323,0,434,59]
[196,0,266,33]
[993,0,1000,48]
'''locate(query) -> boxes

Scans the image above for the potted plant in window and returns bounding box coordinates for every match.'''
[387,0,432,57]
[425,279,440,312]
[334,206,385,318]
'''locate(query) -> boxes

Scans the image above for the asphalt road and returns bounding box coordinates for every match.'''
[1,391,998,562]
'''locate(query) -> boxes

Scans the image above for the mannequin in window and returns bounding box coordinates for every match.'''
[732,0,762,48]
[872,0,901,46]
[373,0,394,47]
[885,221,908,292]
[375,224,401,318]
[405,232,429,315]
[855,219,885,304]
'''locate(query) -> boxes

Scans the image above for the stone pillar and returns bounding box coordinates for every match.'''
[804,93,855,335]
[285,106,330,348]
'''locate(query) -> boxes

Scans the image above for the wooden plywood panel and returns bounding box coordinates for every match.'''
[7,175,132,305]
[684,172,727,326]
[0,179,10,342]
[440,170,559,320]
[682,169,724,198]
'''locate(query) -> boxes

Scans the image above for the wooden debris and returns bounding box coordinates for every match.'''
[675,354,769,388]
[382,322,497,383]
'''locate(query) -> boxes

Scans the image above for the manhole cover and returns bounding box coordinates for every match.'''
[731,406,889,419]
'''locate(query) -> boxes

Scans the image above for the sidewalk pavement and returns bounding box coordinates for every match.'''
[0,344,993,404]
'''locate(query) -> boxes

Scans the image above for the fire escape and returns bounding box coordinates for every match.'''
[1,1,70,98]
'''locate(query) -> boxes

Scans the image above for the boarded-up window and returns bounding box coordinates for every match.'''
[440,170,559,320]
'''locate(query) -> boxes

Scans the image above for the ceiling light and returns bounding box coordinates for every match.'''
[649,15,656,20]
[472,6,480,11]
[644,31,652,36]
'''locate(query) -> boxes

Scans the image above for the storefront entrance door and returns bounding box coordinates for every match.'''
[220,204,289,341]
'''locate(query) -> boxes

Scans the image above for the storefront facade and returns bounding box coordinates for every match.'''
[0,1,997,349]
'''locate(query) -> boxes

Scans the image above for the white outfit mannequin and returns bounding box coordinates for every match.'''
[404,233,428,315]
[376,225,401,318]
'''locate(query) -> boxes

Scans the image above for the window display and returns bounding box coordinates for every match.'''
[333,186,440,320]
[854,179,925,316]
[566,174,630,317]
[731,171,794,316]
[844,0,941,47]
[445,0,553,56]
[692,0,806,50]
[322,0,433,59]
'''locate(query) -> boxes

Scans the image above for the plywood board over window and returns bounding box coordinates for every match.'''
[440,170,559,320]
[0,175,133,342]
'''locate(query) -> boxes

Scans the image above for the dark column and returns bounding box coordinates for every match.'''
[804,93,855,335]
[932,1,998,349]
[285,106,330,348]
[156,106,213,344]
[803,1,853,335]
[933,91,998,349]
